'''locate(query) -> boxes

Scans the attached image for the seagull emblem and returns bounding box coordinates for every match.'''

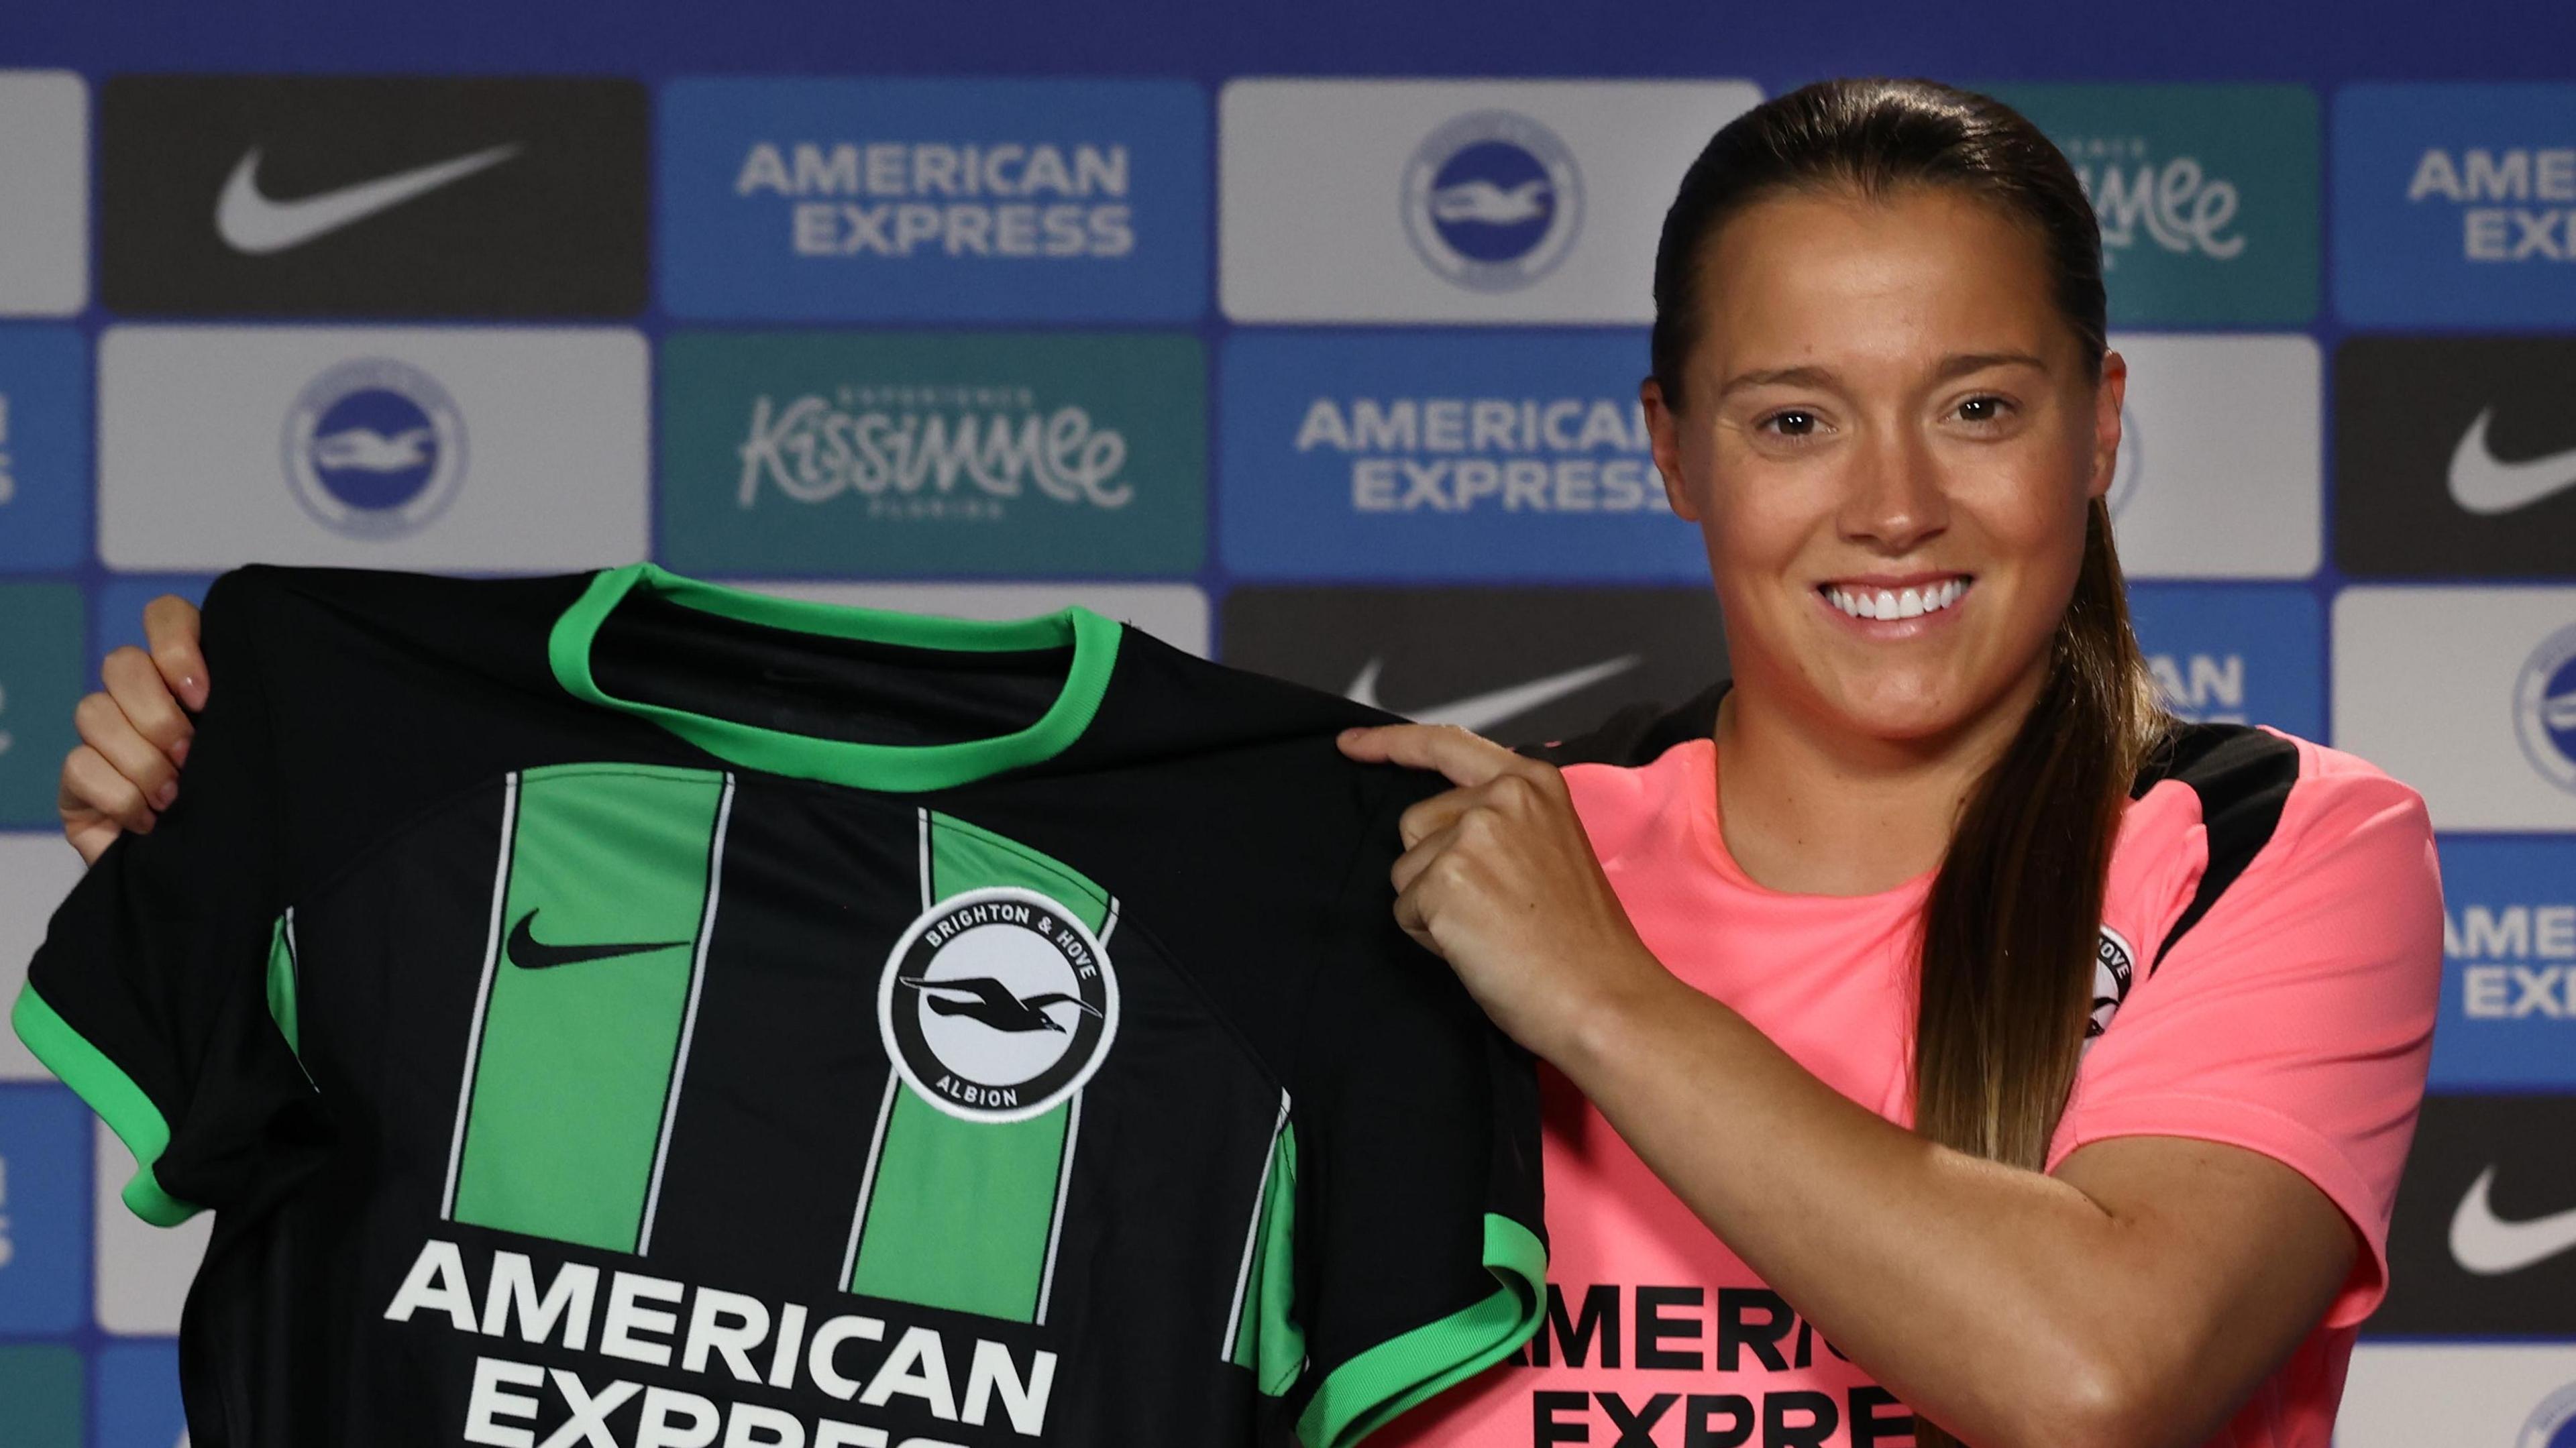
[900,975,1105,1034]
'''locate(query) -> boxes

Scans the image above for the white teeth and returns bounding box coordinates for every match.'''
[1823,579,1970,620]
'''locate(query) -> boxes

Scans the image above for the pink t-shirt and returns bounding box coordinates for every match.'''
[1383,726,2442,1448]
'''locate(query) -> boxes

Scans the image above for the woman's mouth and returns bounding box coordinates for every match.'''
[1818,575,1973,622]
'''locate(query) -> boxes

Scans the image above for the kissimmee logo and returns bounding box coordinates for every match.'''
[99,76,647,317]
[2336,84,2576,326]
[1986,85,2318,325]
[1220,333,1706,581]
[2433,840,2576,1091]
[660,79,1206,322]
[737,383,1132,522]
[661,331,1204,577]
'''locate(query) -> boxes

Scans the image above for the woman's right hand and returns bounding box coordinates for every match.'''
[59,596,208,865]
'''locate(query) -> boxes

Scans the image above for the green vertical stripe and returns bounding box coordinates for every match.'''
[452,765,725,1253]
[848,811,1110,1322]
[265,912,301,1058]
[1232,1116,1305,1394]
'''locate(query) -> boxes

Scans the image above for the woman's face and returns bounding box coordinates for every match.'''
[1646,185,2124,748]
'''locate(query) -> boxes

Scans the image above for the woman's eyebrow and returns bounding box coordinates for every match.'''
[1715,350,2052,404]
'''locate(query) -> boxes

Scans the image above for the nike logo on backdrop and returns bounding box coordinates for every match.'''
[1345,656,1640,733]
[215,142,523,255]
[2447,408,2576,516]
[505,909,690,972]
[2449,1165,2576,1276]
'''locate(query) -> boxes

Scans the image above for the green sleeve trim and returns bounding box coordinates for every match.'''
[1295,1213,1548,1448]
[9,981,203,1227]
[548,563,1122,793]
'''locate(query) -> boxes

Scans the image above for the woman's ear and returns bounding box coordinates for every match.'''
[2087,350,2129,502]
[1642,376,1702,522]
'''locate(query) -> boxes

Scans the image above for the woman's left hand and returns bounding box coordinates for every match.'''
[1336,722,1674,1060]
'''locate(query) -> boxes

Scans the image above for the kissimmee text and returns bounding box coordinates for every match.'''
[1510,1282,1915,1448]
[736,142,1135,259]
[1292,397,1668,516]
[384,1239,1055,1448]
[736,387,1132,518]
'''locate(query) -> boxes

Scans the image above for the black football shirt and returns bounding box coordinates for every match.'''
[15,563,1546,1448]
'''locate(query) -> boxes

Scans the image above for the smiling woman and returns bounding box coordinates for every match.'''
[1334,79,2441,1448]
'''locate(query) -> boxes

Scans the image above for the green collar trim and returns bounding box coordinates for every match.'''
[549,563,1121,792]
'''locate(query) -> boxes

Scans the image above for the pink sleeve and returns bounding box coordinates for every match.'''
[2045,741,2443,1329]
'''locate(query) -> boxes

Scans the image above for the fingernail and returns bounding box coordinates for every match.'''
[153,781,176,809]
[169,736,190,767]
[180,675,203,706]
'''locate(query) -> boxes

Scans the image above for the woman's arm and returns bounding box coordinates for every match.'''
[1338,722,2432,1448]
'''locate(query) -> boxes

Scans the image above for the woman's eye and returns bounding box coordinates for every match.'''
[1957,396,2011,424]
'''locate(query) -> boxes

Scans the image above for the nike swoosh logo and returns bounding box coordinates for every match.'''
[215,142,523,256]
[505,909,690,972]
[2449,1164,2576,1276]
[1346,655,1641,733]
[2447,408,2576,516]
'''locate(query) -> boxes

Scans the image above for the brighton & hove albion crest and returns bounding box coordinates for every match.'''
[877,885,1119,1123]
[2084,925,2137,1051]
[1401,111,1582,292]
[281,356,466,539]
[2516,620,2576,797]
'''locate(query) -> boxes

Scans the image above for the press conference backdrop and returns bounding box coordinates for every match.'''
[1,0,2573,1440]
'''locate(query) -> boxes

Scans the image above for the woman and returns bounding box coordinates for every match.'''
[58,80,2438,1448]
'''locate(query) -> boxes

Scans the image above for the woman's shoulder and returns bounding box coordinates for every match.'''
[2119,721,2437,970]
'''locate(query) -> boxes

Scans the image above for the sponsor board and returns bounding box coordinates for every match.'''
[659,331,1204,577]
[2337,337,2576,579]
[1220,79,1760,323]
[2432,839,2576,1091]
[99,327,648,572]
[2340,1343,2576,1447]
[101,75,647,317]
[660,78,1207,322]
[93,1121,209,1336]
[1220,587,1725,748]
[2335,84,2576,327]
[94,1343,186,1448]
[2332,587,2576,832]
[0,73,87,318]
[1218,331,1706,581]
[0,1088,88,1333]
[1987,84,2318,325]
[0,328,87,573]
[0,585,83,830]
[753,582,1211,659]
[2124,584,2323,739]
[2103,333,2320,580]
[0,1345,81,1444]
[2373,1096,2576,1337]
[0,835,85,1083]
